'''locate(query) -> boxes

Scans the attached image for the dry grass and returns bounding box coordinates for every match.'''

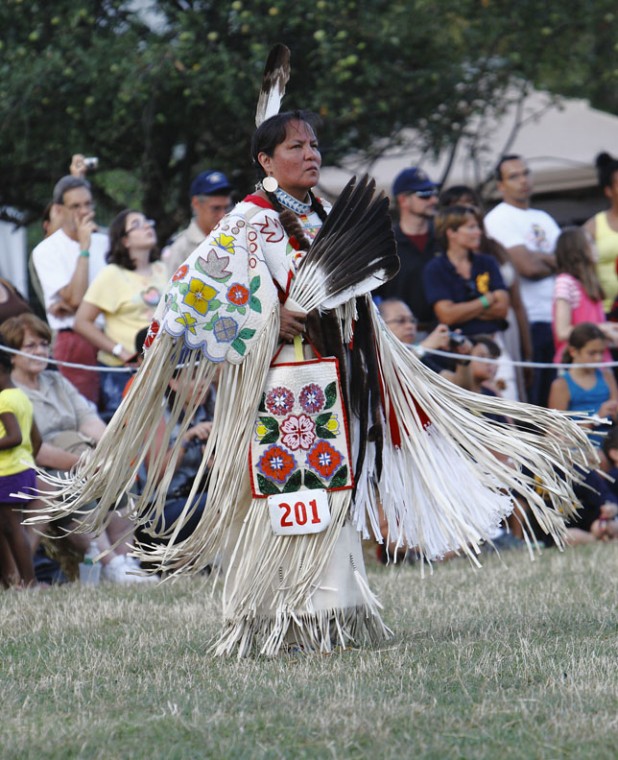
[2,543,618,759]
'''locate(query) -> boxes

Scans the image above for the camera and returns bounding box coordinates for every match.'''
[448,331,466,347]
[84,157,99,170]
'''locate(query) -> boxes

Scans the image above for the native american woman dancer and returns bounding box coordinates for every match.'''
[31,47,597,657]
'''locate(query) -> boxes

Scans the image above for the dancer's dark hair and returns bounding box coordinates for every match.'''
[251,110,321,179]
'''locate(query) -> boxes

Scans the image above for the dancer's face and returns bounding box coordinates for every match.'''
[258,120,321,202]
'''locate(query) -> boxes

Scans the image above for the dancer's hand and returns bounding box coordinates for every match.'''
[279,305,306,343]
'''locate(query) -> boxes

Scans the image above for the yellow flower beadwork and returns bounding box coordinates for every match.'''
[255,421,268,441]
[175,312,198,335]
[183,278,217,315]
[325,416,340,435]
[213,233,235,254]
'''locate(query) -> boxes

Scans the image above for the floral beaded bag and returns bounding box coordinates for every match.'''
[249,341,354,534]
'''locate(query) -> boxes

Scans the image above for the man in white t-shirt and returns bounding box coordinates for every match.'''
[32,176,108,403]
[484,155,560,406]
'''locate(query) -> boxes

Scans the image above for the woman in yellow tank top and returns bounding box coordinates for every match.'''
[584,152,618,314]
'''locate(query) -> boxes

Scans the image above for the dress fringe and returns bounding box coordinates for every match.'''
[215,600,391,659]
[26,311,279,567]
[23,282,602,658]
[26,335,202,532]
[366,304,598,559]
[214,510,392,658]
[128,313,282,576]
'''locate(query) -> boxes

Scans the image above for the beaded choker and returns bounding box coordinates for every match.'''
[274,187,312,216]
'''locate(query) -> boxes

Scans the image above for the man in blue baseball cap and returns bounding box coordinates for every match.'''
[165,170,233,275]
[375,166,440,333]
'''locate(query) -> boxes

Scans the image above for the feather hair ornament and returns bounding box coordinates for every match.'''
[255,43,291,127]
[288,175,399,312]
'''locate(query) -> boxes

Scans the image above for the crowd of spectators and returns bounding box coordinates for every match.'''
[1,149,618,586]
[0,156,222,587]
[374,150,618,558]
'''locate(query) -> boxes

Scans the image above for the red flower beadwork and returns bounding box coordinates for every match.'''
[257,445,297,483]
[280,414,316,451]
[299,383,325,414]
[172,264,189,282]
[306,440,343,480]
[265,387,294,416]
[227,283,250,306]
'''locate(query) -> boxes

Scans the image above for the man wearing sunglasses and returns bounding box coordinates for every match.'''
[375,167,440,336]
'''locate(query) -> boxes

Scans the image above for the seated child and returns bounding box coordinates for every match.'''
[548,322,618,450]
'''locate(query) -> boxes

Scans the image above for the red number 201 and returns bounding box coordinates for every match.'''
[279,499,321,527]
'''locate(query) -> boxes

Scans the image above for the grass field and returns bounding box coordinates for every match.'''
[2,542,618,759]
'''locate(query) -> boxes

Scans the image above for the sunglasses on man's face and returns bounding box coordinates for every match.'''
[413,189,438,199]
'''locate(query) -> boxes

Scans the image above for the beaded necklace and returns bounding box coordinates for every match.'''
[274,186,312,216]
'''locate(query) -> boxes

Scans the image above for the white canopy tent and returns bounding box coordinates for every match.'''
[318,89,618,222]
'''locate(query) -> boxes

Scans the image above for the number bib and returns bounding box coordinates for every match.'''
[268,489,331,535]
[249,355,353,498]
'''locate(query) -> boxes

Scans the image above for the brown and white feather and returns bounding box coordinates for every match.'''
[255,44,291,127]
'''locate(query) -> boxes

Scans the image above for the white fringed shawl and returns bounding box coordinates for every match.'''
[348,301,597,563]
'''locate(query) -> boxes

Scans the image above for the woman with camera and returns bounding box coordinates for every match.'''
[378,297,473,386]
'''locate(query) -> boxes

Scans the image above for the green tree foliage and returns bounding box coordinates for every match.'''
[0,0,615,239]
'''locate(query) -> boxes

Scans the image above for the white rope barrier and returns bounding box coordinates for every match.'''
[422,345,618,370]
[0,342,616,373]
[0,344,137,373]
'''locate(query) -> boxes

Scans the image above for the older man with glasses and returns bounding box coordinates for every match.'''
[375,167,440,337]
[31,176,108,404]
[164,169,233,277]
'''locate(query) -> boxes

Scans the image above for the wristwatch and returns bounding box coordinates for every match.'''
[111,343,124,358]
